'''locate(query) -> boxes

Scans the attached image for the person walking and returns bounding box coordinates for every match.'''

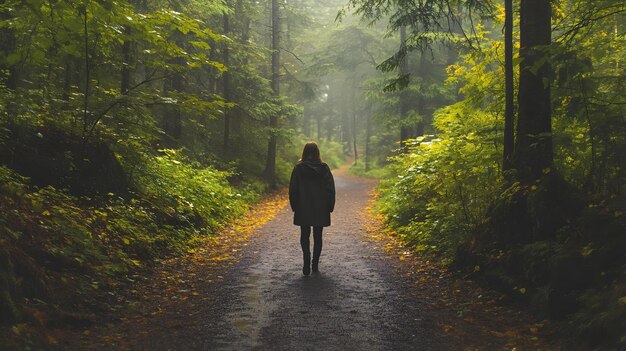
[289,142,336,276]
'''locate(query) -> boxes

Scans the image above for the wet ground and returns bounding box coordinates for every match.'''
[64,170,566,350]
[195,173,448,350]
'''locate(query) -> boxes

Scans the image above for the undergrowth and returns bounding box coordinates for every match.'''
[349,161,391,178]
[0,148,256,347]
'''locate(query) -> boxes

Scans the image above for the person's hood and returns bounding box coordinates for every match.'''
[299,160,327,177]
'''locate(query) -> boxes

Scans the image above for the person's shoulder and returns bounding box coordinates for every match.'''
[293,162,306,172]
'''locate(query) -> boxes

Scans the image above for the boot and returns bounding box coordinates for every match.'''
[303,253,311,276]
[312,257,319,273]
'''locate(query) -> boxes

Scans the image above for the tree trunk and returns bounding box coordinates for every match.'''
[264,0,280,189]
[62,60,72,101]
[340,89,350,150]
[352,88,358,165]
[503,0,515,173]
[515,0,552,182]
[415,53,428,138]
[316,115,322,141]
[0,2,17,91]
[223,10,232,150]
[237,0,250,65]
[81,5,91,140]
[365,106,371,172]
[327,116,333,142]
[0,2,18,123]
[303,106,311,137]
[121,26,132,94]
[399,25,410,148]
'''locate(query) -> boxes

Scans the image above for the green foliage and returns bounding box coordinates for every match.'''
[572,276,626,348]
[551,2,626,195]
[348,161,391,178]
[371,3,626,346]
[377,31,504,256]
[378,129,501,255]
[317,140,345,170]
[134,149,247,231]
[0,146,257,326]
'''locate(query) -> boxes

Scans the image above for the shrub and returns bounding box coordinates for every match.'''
[377,105,502,256]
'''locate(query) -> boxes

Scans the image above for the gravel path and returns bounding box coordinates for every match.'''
[183,172,451,350]
[57,168,569,350]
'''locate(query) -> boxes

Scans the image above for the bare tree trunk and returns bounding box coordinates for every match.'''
[264,0,280,189]
[223,10,232,150]
[352,85,357,165]
[81,5,91,141]
[415,53,428,137]
[327,116,333,142]
[503,0,515,173]
[0,1,17,91]
[515,0,552,182]
[316,115,322,141]
[237,0,250,66]
[0,0,18,124]
[62,60,72,101]
[303,105,311,137]
[399,25,410,148]
[365,106,371,172]
[162,68,184,143]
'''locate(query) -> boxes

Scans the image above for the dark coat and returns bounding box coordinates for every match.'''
[289,160,336,227]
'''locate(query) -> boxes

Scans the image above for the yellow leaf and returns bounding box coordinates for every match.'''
[47,335,58,345]
[122,238,130,245]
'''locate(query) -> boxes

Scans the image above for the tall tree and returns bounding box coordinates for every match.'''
[0,1,17,91]
[399,25,410,147]
[223,6,232,150]
[515,0,553,182]
[264,0,280,188]
[503,0,515,173]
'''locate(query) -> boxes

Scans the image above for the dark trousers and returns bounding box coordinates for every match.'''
[300,226,323,267]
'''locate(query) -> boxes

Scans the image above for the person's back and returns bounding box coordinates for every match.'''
[291,160,334,227]
[289,142,335,276]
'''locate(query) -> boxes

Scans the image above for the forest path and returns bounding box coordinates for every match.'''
[193,167,445,350]
[63,166,564,350]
